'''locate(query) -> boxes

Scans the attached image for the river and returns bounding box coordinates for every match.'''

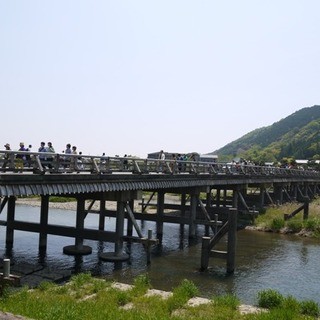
[1,205,319,305]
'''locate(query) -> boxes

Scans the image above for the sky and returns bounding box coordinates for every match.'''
[1,1,319,158]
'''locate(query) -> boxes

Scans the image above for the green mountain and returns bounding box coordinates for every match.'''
[212,105,320,163]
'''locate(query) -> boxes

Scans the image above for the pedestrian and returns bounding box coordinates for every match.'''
[2,143,11,170]
[46,142,55,168]
[71,145,78,171]
[38,142,47,167]
[123,154,128,170]
[170,153,176,172]
[64,143,72,168]
[65,144,72,154]
[158,150,165,172]
[16,142,27,171]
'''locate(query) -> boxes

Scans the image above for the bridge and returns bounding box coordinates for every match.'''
[1,149,320,273]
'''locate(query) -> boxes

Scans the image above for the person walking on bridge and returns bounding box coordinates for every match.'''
[38,142,47,168]
[2,143,11,170]
[46,142,55,168]
[158,150,165,172]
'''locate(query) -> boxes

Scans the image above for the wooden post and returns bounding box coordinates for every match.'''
[63,197,92,255]
[146,229,152,265]
[232,188,239,209]
[226,208,237,274]
[126,200,134,237]
[115,200,125,256]
[156,191,164,238]
[180,193,186,227]
[99,198,129,262]
[6,196,16,249]
[200,237,210,270]
[216,188,221,207]
[99,199,105,231]
[303,197,309,220]
[75,198,85,250]
[39,195,49,251]
[189,192,197,238]
[259,186,265,209]
[274,184,283,204]
[205,190,211,236]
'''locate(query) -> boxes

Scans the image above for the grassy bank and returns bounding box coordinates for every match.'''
[0,273,319,320]
[252,197,320,237]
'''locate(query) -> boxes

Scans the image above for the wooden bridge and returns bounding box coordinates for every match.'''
[1,149,320,273]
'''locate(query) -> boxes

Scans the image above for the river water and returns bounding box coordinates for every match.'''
[1,205,320,305]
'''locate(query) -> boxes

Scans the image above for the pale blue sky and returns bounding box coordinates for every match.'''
[1,1,319,158]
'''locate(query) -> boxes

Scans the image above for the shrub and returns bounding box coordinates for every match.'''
[286,220,303,233]
[167,279,199,312]
[131,274,150,296]
[300,300,319,317]
[304,218,320,231]
[214,294,240,310]
[270,218,285,231]
[257,289,284,309]
[282,295,300,313]
[174,279,199,299]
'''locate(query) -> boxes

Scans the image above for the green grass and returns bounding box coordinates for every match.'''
[254,197,320,236]
[0,274,319,320]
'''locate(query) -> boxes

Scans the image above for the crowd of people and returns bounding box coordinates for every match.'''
[1,142,83,171]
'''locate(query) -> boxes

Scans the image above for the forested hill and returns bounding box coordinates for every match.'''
[212,105,320,163]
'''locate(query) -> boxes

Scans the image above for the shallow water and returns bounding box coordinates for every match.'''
[1,205,320,305]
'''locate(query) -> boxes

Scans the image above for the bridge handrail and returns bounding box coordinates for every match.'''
[0,149,319,178]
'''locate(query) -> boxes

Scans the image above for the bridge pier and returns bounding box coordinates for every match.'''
[156,191,165,240]
[200,208,237,274]
[259,186,266,209]
[39,195,49,252]
[189,191,198,238]
[274,183,284,204]
[63,197,92,256]
[99,199,129,262]
[5,196,16,250]
[99,199,106,230]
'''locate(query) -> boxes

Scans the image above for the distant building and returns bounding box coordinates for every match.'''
[147,152,218,163]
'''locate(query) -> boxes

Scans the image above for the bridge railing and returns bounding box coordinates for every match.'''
[0,149,319,178]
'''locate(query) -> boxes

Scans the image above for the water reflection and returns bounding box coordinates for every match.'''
[1,205,320,305]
